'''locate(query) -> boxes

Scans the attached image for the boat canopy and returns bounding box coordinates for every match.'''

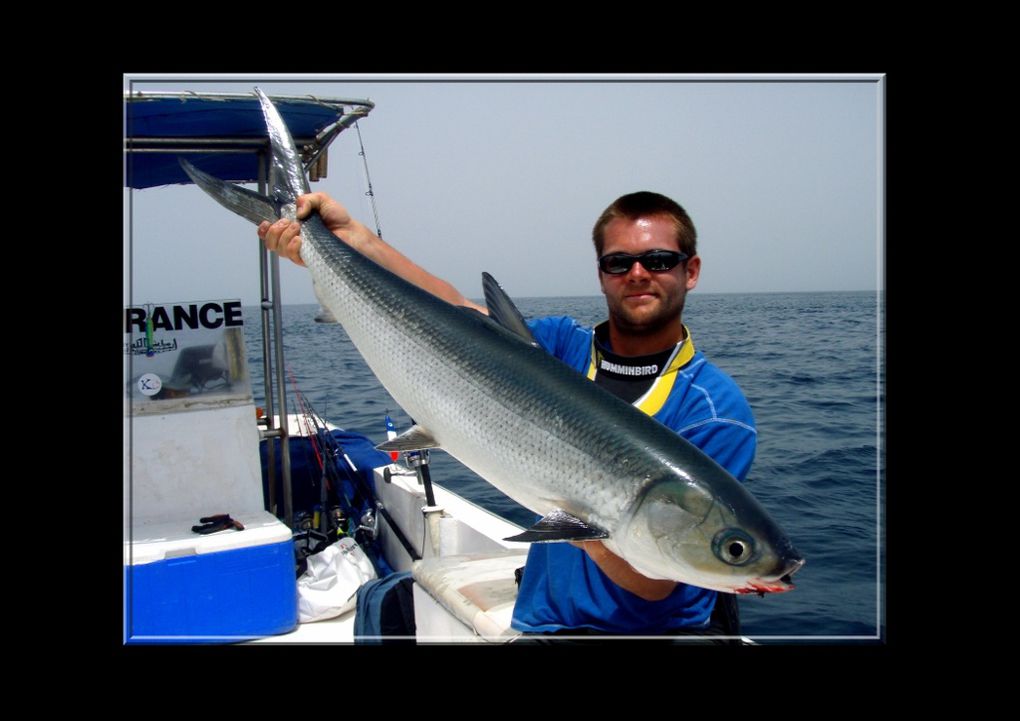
[124,89,375,528]
[124,91,375,189]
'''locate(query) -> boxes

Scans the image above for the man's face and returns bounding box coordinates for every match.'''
[598,214,701,337]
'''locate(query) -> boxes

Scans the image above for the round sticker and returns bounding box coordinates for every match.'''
[138,373,163,397]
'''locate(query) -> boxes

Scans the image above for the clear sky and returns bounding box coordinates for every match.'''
[124,74,882,307]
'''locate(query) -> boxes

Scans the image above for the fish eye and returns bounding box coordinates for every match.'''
[713,529,756,566]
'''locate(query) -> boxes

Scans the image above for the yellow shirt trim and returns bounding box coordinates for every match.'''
[588,325,696,416]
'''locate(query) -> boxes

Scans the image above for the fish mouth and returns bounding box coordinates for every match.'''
[734,578,795,595]
[734,558,805,596]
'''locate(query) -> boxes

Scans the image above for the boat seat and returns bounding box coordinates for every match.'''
[411,549,528,642]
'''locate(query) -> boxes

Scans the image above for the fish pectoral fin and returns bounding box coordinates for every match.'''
[481,272,539,347]
[503,509,609,543]
[376,425,442,452]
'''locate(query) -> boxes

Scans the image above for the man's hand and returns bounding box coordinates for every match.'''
[256,191,486,313]
[257,192,355,266]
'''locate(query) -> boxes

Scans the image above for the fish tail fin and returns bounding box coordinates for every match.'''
[254,87,310,207]
[181,88,311,225]
[178,157,279,226]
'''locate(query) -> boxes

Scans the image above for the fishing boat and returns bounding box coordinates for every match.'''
[124,89,538,644]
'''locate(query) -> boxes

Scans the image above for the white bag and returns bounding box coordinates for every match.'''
[297,537,378,623]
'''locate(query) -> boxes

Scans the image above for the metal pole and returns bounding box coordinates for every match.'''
[271,246,293,529]
[406,449,437,508]
[257,153,277,517]
[406,449,441,558]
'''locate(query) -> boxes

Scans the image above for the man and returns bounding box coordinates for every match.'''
[260,190,756,640]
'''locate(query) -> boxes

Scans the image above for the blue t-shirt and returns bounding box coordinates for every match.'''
[510,316,757,634]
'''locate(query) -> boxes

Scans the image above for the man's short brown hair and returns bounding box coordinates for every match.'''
[592,191,698,259]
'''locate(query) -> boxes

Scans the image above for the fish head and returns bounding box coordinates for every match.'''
[621,473,804,594]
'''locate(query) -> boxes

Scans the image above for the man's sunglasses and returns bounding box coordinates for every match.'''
[598,250,689,275]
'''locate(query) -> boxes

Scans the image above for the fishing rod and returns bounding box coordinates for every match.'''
[303,408,408,575]
[290,372,379,546]
[286,372,386,566]
[354,121,383,240]
[286,368,333,536]
[292,379,419,565]
[273,368,333,561]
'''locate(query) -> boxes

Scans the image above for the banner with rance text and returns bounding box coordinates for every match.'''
[124,300,253,415]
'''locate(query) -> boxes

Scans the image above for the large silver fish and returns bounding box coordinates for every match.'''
[181,88,804,595]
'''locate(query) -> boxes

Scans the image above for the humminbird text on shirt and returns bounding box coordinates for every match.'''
[124,302,244,333]
[599,359,660,376]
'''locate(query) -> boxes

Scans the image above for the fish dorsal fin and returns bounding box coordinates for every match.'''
[376,424,441,452]
[503,509,609,543]
[482,272,539,347]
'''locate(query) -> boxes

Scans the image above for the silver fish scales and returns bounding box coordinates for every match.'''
[181,88,804,595]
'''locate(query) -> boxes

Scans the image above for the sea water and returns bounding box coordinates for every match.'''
[243,291,884,641]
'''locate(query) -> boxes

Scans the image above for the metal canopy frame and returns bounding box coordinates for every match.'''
[125,90,374,529]
[125,90,375,185]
